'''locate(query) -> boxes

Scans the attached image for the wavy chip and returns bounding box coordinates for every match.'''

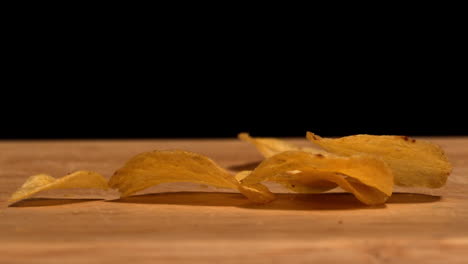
[239,133,324,157]
[8,171,108,203]
[108,150,275,203]
[241,151,394,205]
[306,132,452,188]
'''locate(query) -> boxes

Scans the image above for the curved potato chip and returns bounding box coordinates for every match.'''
[238,168,337,194]
[8,171,108,203]
[108,150,275,203]
[238,133,324,157]
[238,183,276,204]
[234,170,279,203]
[241,151,394,205]
[306,132,452,188]
[277,170,339,194]
[235,170,252,182]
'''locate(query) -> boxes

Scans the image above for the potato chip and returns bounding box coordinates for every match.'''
[234,170,277,203]
[8,171,108,203]
[235,170,251,182]
[238,168,338,193]
[241,151,394,205]
[238,133,324,157]
[108,150,275,203]
[238,183,276,204]
[306,132,452,188]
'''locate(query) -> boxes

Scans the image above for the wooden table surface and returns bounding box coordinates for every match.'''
[1,138,467,263]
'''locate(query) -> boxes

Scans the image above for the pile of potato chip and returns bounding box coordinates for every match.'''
[9,132,452,205]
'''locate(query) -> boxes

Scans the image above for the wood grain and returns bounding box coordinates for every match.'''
[1,138,467,263]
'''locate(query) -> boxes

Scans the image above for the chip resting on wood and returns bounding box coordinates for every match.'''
[108,150,275,203]
[241,151,394,205]
[306,132,452,188]
[9,171,108,203]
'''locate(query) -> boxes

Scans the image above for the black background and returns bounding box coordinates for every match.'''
[2,78,465,139]
[2,54,465,139]
[2,19,465,139]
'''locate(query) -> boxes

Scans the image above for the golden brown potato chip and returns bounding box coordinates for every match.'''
[306,132,452,188]
[109,150,275,203]
[8,171,108,203]
[235,170,251,182]
[241,151,394,205]
[238,168,338,193]
[238,133,324,157]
